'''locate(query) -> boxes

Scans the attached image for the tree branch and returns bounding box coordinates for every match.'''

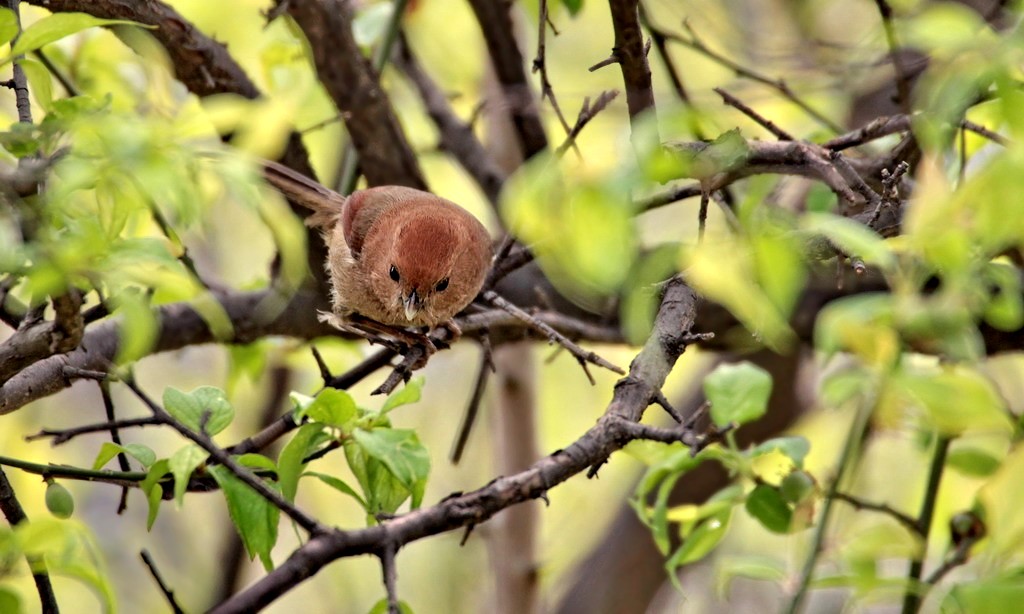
[210,279,701,612]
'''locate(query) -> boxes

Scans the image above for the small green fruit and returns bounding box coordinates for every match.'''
[780,470,815,504]
[45,481,74,519]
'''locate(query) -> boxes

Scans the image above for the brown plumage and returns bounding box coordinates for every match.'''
[263,162,492,330]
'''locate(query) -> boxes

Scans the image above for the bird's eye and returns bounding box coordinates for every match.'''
[435,278,449,292]
[389,265,400,282]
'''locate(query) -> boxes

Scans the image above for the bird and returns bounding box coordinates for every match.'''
[262,161,493,344]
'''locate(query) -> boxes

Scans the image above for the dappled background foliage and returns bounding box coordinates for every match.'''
[2,0,1024,613]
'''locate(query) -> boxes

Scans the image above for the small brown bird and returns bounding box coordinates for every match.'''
[263,162,492,338]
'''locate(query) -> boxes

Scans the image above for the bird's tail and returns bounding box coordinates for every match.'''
[261,160,346,229]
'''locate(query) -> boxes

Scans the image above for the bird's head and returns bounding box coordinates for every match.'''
[372,213,486,327]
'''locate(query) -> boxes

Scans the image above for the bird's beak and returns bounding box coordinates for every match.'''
[402,290,422,322]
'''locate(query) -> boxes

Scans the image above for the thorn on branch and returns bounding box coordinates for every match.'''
[460,524,475,546]
[310,345,334,386]
[588,53,619,72]
[61,366,109,382]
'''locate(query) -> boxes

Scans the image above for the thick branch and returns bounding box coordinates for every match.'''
[607,0,657,137]
[467,0,549,159]
[393,36,506,206]
[280,0,425,189]
[211,279,699,612]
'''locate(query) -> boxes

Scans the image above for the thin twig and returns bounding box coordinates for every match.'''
[555,90,620,156]
[901,436,951,614]
[639,3,705,139]
[0,466,60,613]
[714,87,794,140]
[829,150,882,208]
[833,491,921,535]
[823,114,912,150]
[140,550,185,614]
[961,119,1009,146]
[26,416,161,445]
[697,188,710,242]
[122,378,326,535]
[450,335,494,464]
[533,0,578,157]
[669,21,842,134]
[873,0,911,113]
[482,290,624,380]
[32,49,78,97]
[787,386,877,613]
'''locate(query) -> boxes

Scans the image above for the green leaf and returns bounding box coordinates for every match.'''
[368,598,414,614]
[984,263,1024,331]
[113,291,157,364]
[168,445,208,506]
[665,509,732,582]
[352,2,393,48]
[17,57,52,111]
[344,443,405,518]
[751,437,810,468]
[290,391,316,422]
[146,484,163,531]
[715,555,787,598]
[121,443,156,468]
[803,213,895,271]
[895,367,1012,435]
[745,485,793,533]
[141,459,170,530]
[978,446,1024,557]
[820,367,871,408]
[779,471,816,504]
[278,423,325,504]
[0,587,21,614]
[635,446,705,501]
[947,446,1002,477]
[561,0,584,16]
[945,579,1024,613]
[815,294,899,366]
[7,13,144,59]
[305,471,367,509]
[705,361,773,427]
[352,428,430,509]
[502,153,638,308]
[92,442,123,471]
[306,388,359,428]
[380,377,423,414]
[162,386,235,435]
[0,9,17,46]
[674,129,751,180]
[226,341,268,393]
[684,235,796,350]
[236,453,277,471]
[209,465,279,571]
[91,442,155,470]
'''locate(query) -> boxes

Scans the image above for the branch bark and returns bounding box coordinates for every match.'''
[280,0,426,189]
[211,279,700,612]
